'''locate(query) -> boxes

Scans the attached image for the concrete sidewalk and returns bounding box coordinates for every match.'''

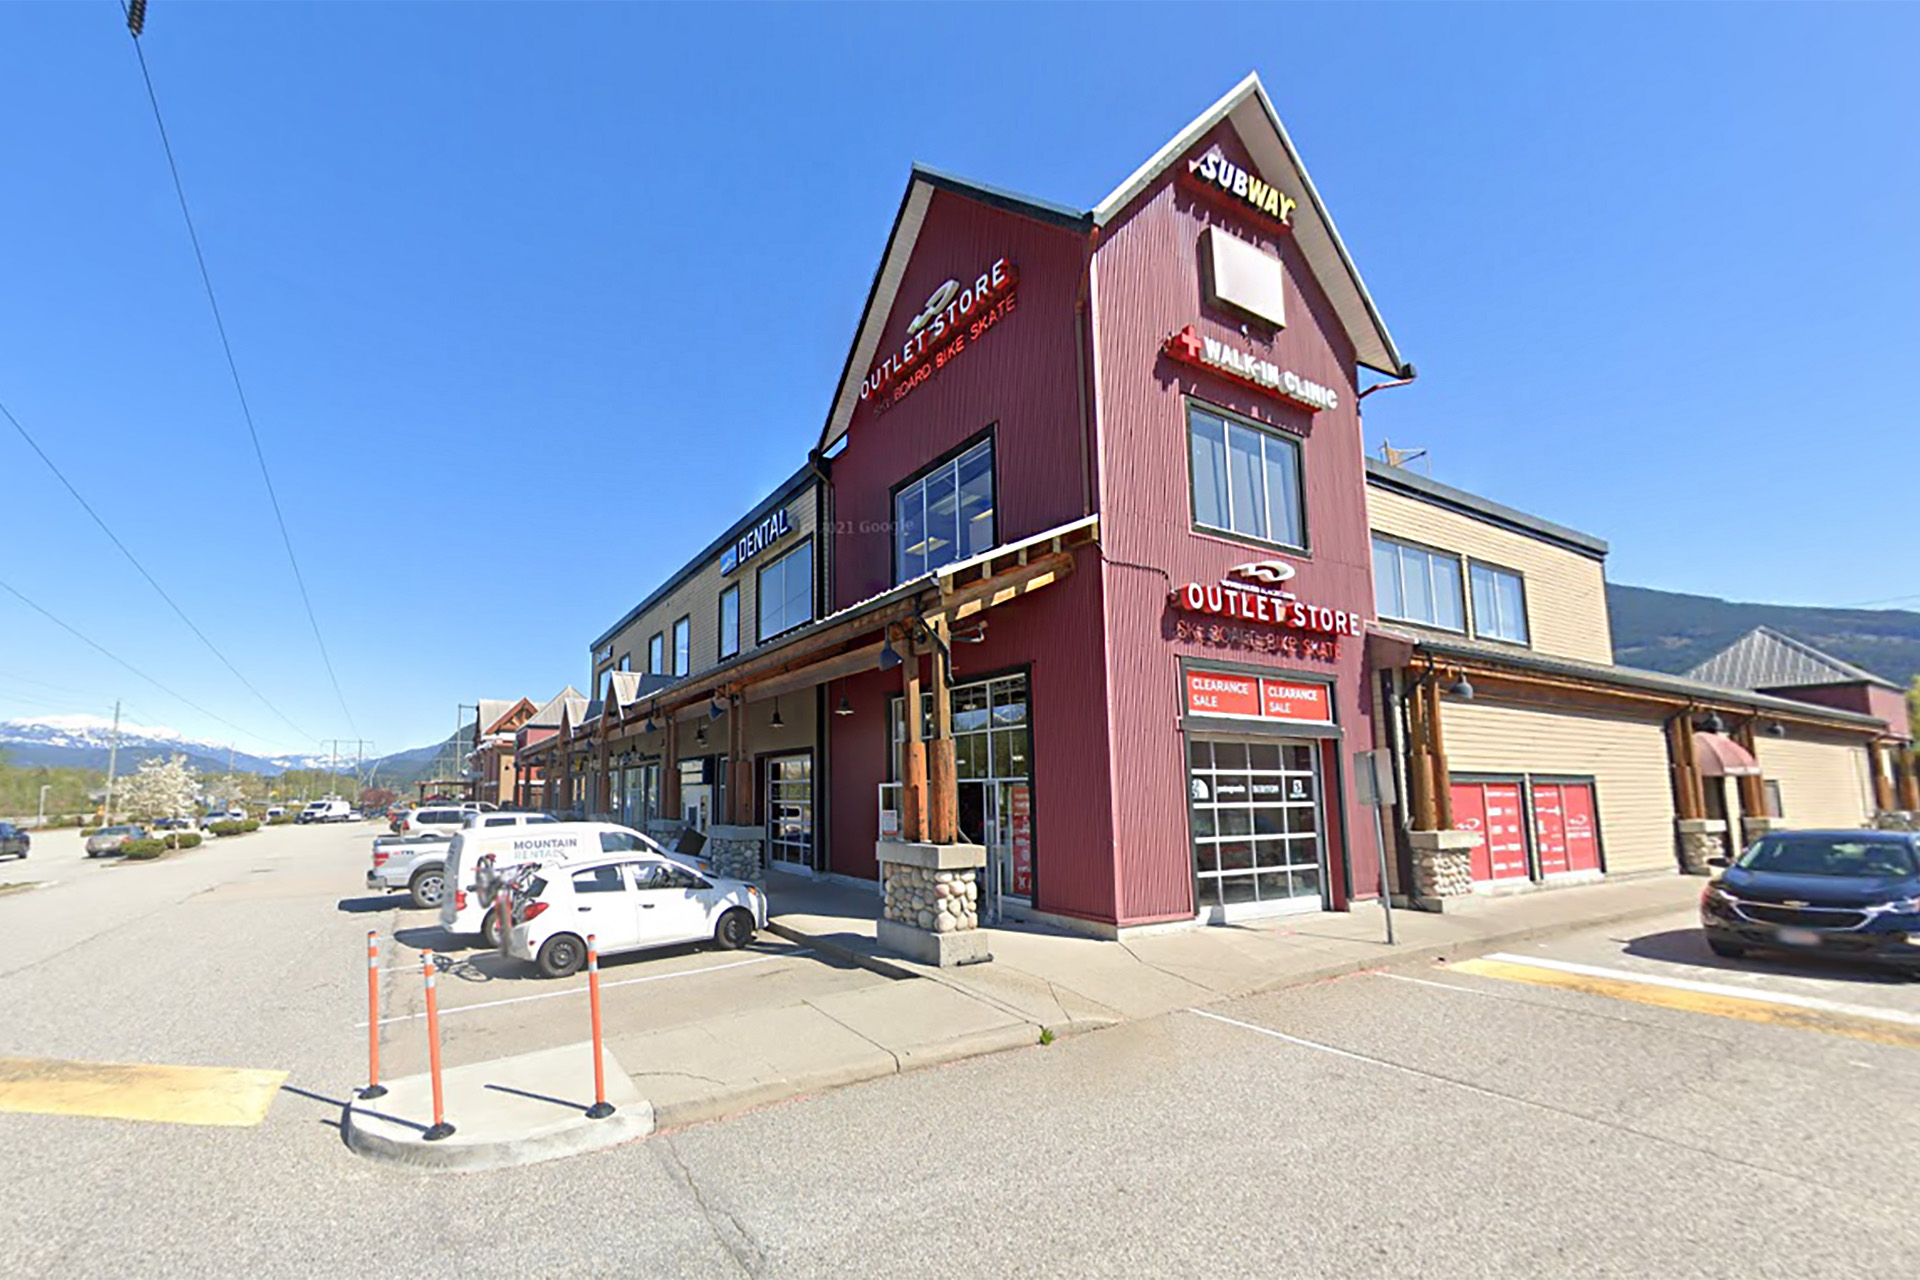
[768,870,1705,1036]
[347,870,1701,1169]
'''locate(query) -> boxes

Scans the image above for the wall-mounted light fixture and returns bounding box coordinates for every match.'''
[709,694,725,721]
[835,693,854,717]
[770,698,784,729]
[878,633,901,671]
[1700,711,1727,735]
[1766,722,1788,738]
[1445,674,1474,700]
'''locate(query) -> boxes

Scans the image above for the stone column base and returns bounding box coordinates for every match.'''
[704,823,765,882]
[1408,829,1481,907]
[1741,815,1783,844]
[877,840,989,967]
[1676,818,1727,875]
[1873,811,1918,832]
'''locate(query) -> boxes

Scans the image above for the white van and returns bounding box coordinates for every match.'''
[298,799,350,824]
[439,821,710,948]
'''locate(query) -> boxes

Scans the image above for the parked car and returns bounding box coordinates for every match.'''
[504,851,765,977]
[199,808,247,829]
[1701,829,1920,973]
[153,817,193,831]
[439,821,704,948]
[298,799,351,824]
[85,825,147,857]
[0,822,28,859]
[396,805,474,837]
[266,806,287,820]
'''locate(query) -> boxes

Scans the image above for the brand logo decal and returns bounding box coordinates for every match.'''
[1184,147,1298,226]
[1228,560,1298,592]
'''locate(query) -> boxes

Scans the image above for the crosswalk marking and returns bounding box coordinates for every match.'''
[1448,955,1920,1050]
[0,1055,287,1127]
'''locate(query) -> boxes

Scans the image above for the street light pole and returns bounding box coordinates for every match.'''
[37,784,50,829]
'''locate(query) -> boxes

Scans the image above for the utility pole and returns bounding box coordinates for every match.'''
[37,784,50,829]
[102,700,122,825]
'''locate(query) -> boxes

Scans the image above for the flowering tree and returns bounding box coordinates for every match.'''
[118,754,199,834]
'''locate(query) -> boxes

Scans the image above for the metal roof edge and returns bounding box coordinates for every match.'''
[1409,632,1888,730]
[589,463,818,652]
[1365,458,1610,559]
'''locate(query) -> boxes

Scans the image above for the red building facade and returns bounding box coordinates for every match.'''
[814,76,1409,930]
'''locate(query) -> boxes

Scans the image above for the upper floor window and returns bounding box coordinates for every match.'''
[618,653,631,672]
[758,540,814,642]
[1372,534,1464,631]
[672,616,691,676]
[1469,561,1530,645]
[648,632,664,675]
[896,438,994,583]
[719,585,740,659]
[1189,404,1304,550]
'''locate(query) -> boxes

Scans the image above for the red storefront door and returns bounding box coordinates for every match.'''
[1533,784,1570,875]
[1450,781,1529,882]
[1530,782,1600,875]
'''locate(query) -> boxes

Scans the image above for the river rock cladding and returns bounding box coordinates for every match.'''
[883,864,979,932]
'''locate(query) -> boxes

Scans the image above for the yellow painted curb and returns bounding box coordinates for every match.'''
[1448,958,1920,1051]
[0,1055,287,1127]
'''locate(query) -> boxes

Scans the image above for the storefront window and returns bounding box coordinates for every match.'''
[757,541,814,641]
[1469,562,1529,645]
[719,585,740,658]
[1188,404,1304,550]
[765,754,812,868]
[1188,736,1324,913]
[673,615,691,676]
[1372,535,1464,631]
[896,438,995,582]
[890,672,1032,897]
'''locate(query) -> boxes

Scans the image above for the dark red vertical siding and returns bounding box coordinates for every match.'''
[825,189,1118,919]
[1092,121,1383,923]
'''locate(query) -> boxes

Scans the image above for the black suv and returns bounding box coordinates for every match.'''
[0,822,29,859]
[1701,829,1920,972]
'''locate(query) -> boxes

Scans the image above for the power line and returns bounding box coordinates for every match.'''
[2,396,319,746]
[117,7,359,737]
[0,575,290,750]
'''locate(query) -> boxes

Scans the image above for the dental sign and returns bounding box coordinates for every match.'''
[720,508,792,576]
[1169,559,1365,639]
[861,258,1018,415]
[1184,147,1298,227]
[1164,326,1339,415]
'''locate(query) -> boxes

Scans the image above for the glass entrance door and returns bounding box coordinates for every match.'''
[1188,735,1326,919]
[765,753,813,870]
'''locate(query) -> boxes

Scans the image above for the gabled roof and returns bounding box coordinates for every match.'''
[816,165,1090,455]
[525,685,584,730]
[816,74,1409,455]
[1687,626,1899,692]
[476,697,537,737]
[1092,72,1407,379]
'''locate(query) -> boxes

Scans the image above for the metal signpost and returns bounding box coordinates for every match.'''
[1354,748,1396,946]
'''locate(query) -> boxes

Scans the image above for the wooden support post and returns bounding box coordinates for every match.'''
[1898,750,1920,812]
[1406,675,1437,832]
[901,638,926,844]
[662,718,681,825]
[1872,743,1897,813]
[1429,679,1455,830]
[1733,720,1767,817]
[1668,715,1703,821]
[729,695,750,826]
[927,619,957,845]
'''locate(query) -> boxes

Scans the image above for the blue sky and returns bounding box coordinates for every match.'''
[2,3,1914,757]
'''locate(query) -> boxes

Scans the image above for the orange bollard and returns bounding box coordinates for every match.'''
[584,934,614,1119]
[421,951,455,1141]
[359,932,386,1100]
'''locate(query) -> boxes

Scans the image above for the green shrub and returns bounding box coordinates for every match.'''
[163,832,203,850]
[80,826,102,837]
[241,818,261,833]
[120,838,168,859]
[208,820,247,837]
[268,813,295,826]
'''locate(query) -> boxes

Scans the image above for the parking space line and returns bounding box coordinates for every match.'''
[1452,955,1920,1050]
[361,948,814,1027]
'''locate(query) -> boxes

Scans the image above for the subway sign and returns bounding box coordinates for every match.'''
[720,508,792,576]
[1183,147,1298,227]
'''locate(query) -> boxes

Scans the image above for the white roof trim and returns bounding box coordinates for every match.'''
[1093,72,1406,377]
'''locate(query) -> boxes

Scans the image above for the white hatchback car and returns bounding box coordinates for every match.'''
[505,854,766,977]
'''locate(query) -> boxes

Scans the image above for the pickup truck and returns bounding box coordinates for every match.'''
[366,812,559,910]
[366,834,455,909]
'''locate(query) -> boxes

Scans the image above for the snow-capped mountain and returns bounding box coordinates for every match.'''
[0,715,335,775]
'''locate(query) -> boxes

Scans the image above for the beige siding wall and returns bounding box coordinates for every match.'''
[1368,486,1614,665]
[597,485,819,692]
[1756,732,1874,830]
[1441,698,1677,876]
